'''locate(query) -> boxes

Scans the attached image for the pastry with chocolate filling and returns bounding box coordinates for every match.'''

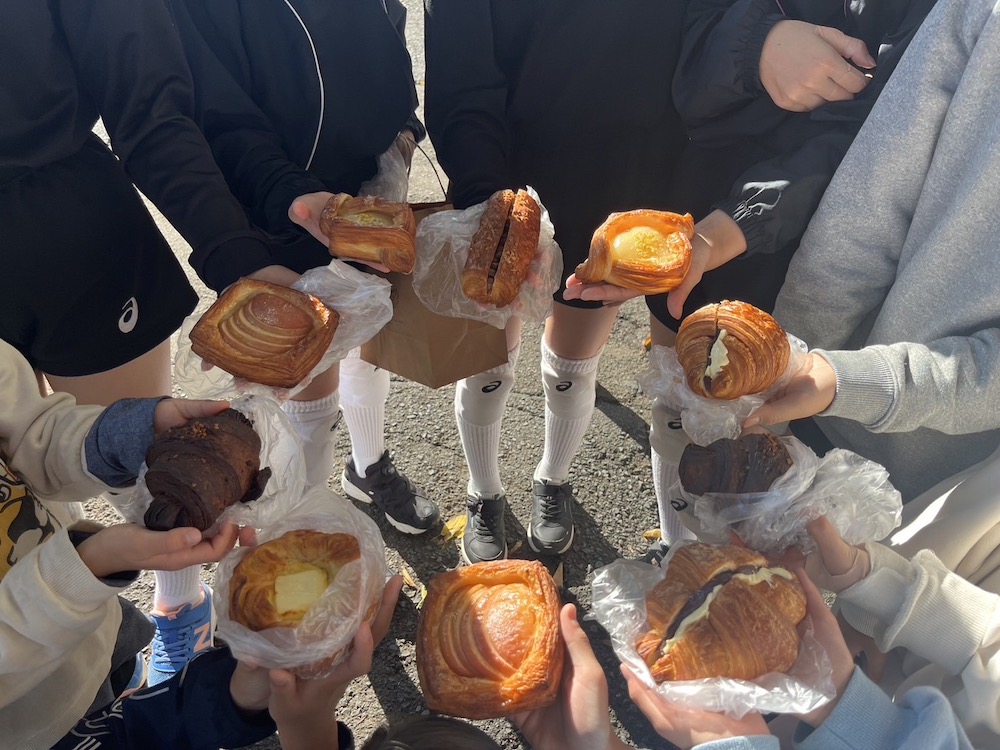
[462,189,541,307]
[674,300,790,400]
[319,193,417,273]
[679,432,793,496]
[143,409,271,531]
[636,542,806,682]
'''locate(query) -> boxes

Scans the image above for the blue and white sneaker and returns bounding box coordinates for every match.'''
[148,582,214,686]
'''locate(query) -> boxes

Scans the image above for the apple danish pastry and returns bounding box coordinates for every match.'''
[575,210,694,294]
[319,193,417,273]
[190,278,338,388]
[674,300,790,399]
[636,543,806,682]
[416,559,564,719]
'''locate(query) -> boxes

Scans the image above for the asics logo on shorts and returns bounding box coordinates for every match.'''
[556,380,572,392]
[481,380,501,393]
[118,297,138,334]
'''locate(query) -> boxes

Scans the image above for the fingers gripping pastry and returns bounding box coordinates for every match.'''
[319,193,417,273]
[462,189,542,307]
[416,559,564,719]
[675,300,790,400]
[190,278,339,388]
[229,529,361,631]
[143,409,272,531]
[679,432,793,496]
[575,210,694,294]
[636,543,806,682]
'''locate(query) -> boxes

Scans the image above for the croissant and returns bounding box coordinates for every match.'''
[319,193,417,273]
[674,300,790,400]
[143,409,271,531]
[229,529,362,632]
[636,543,806,682]
[679,432,793,496]
[190,278,339,388]
[462,189,542,308]
[416,559,564,719]
[575,210,694,294]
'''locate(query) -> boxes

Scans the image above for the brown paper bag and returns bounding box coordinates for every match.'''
[360,203,508,388]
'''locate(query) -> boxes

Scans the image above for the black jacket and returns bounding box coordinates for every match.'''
[166,0,423,238]
[0,0,276,293]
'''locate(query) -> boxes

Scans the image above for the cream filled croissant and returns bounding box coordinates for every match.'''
[416,559,563,719]
[190,278,339,388]
[575,209,693,294]
[319,193,417,273]
[674,300,790,399]
[636,543,806,682]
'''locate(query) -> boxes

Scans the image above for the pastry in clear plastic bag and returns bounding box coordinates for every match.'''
[679,432,793,496]
[319,193,417,273]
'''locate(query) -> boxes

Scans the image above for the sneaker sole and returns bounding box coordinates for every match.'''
[526,523,575,555]
[341,472,434,536]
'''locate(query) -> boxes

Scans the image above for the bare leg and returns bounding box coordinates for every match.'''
[46,338,172,406]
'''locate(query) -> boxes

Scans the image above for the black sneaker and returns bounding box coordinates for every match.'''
[341,451,440,535]
[527,480,575,555]
[461,493,508,565]
[637,539,670,567]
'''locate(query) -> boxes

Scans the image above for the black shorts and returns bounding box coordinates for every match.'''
[0,134,197,376]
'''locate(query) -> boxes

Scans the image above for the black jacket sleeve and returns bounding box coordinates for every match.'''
[53,647,276,750]
[56,0,273,292]
[423,0,514,209]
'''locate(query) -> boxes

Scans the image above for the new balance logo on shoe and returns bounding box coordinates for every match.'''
[118,296,138,333]
[556,380,572,392]
[193,622,212,653]
[482,380,501,393]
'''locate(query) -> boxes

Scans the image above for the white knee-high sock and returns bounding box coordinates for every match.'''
[152,566,203,613]
[282,391,341,487]
[339,348,389,478]
[534,340,602,485]
[649,398,696,545]
[454,346,520,496]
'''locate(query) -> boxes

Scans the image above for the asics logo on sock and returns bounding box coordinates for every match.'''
[556,380,572,392]
[670,498,689,512]
[118,297,138,334]
[482,380,501,393]
[193,622,212,653]
[668,418,683,430]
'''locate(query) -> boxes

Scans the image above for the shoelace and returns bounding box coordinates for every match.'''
[538,486,570,522]
[468,499,501,542]
[372,462,423,511]
[152,624,194,666]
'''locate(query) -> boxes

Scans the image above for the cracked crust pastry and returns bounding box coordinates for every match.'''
[319,193,417,273]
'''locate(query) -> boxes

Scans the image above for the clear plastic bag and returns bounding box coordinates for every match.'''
[358,143,409,203]
[411,186,564,329]
[175,260,392,401]
[637,337,809,446]
[113,395,306,533]
[214,487,389,677]
[589,551,836,718]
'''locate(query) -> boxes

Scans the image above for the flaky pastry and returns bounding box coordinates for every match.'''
[319,193,417,273]
[636,543,806,682]
[190,278,338,388]
[674,300,790,400]
[416,559,563,719]
[462,189,542,307]
[575,210,694,294]
[679,432,793,496]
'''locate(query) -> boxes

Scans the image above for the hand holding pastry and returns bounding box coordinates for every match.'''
[152,398,230,434]
[666,210,747,320]
[742,351,837,429]
[562,273,644,305]
[319,193,416,273]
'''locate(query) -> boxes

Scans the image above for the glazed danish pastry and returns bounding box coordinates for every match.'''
[674,300,790,400]
[416,559,563,719]
[636,543,806,682]
[319,193,417,273]
[190,278,338,388]
[575,210,694,294]
[462,189,542,308]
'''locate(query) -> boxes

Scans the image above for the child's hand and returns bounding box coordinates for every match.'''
[802,516,872,593]
[76,522,239,578]
[153,398,230,434]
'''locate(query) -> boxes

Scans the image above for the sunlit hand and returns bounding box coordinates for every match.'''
[289,192,391,273]
[760,21,876,112]
[76,522,240,578]
[153,398,229,434]
[803,516,872,593]
[666,210,747,319]
[743,352,836,429]
[562,274,639,305]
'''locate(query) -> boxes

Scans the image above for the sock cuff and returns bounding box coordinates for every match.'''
[483,344,521,376]
[540,338,603,375]
[283,391,340,415]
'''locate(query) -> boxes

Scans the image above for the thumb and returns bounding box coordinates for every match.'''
[177,399,230,420]
[269,668,296,692]
[157,526,204,551]
[816,26,876,68]
[289,198,313,224]
[559,604,598,667]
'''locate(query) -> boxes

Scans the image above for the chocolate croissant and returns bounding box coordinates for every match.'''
[462,189,541,308]
[575,210,694,294]
[674,300,790,400]
[679,432,793,496]
[416,559,564,719]
[190,278,339,389]
[319,193,417,273]
[143,409,271,531]
[229,529,361,631]
[636,543,806,682]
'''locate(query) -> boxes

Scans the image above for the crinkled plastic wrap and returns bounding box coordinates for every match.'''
[684,437,902,555]
[112,395,306,534]
[637,336,809,445]
[358,144,409,203]
[214,487,389,678]
[175,260,392,400]
[589,555,835,718]
[411,186,564,329]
